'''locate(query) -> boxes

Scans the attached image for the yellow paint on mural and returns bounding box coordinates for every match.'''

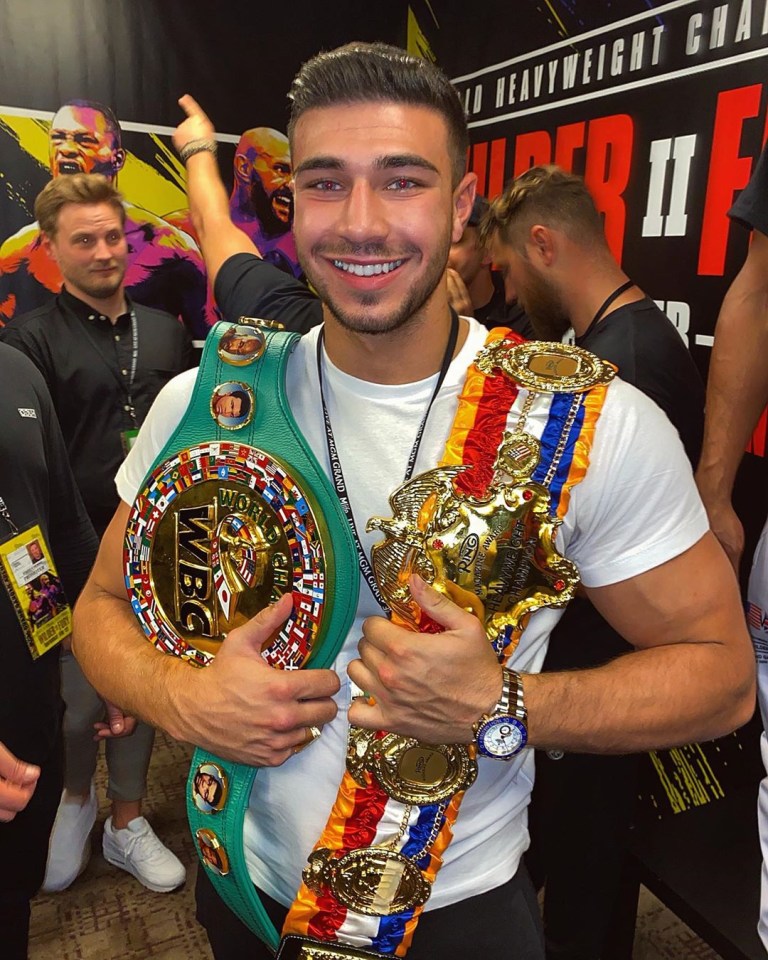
[1,113,188,217]
[407,7,436,62]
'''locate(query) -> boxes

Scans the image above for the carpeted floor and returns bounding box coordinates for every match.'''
[28,730,723,960]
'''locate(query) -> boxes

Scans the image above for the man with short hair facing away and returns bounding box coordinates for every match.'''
[0,173,189,895]
[73,45,753,960]
[481,164,706,959]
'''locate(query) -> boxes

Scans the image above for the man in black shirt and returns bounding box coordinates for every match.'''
[482,164,706,960]
[447,195,533,336]
[0,343,98,959]
[0,173,189,896]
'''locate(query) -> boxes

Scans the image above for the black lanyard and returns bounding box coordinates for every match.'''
[316,311,460,613]
[0,495,19,536]
[578,279,635,342]
[61,298,140,425]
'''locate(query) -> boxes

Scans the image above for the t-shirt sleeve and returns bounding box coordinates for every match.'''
[115,368,198,505]
[564,378,709,588]
[214,253,322,334]
[729,141,768,236]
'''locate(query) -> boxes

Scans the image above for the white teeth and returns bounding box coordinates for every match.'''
[332,259,403,277]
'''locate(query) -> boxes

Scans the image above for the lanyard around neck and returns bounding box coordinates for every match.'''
[579,279,635,342]
[316,311,460,613]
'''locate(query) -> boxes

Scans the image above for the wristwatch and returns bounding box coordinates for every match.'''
[473,667,528,760]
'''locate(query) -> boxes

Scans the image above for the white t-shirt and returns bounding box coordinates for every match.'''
[116,318,708,909]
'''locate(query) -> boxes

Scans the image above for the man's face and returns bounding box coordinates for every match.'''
[195,773,218,805]
[45,202,127,302]
[226,336,256,355]
[49,105,123,180]
[491,237,570,341]
[448,225,488,287]
[292,101,470,336]
[239,129,294,232]
[214,394,243,418]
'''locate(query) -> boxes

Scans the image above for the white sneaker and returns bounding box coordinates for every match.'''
[102,816,186,892]
[42,783,98,892]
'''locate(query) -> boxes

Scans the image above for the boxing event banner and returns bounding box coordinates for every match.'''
[426,0,768,813]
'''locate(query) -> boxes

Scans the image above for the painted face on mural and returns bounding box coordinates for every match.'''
[44,201,128,302]
[48,104,125,180]
[237,128,294,234]
[291,101,471,336]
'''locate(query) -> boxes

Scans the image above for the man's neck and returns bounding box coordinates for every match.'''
[565,265,642,337]
[321,292,467,385]
[65,285,128,325]
[468,267,496,312]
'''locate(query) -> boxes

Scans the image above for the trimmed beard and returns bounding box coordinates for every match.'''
[298,235,451,337]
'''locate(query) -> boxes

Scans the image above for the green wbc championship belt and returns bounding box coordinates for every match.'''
[123,320,359,948]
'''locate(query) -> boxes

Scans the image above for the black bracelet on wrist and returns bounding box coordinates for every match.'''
[178,138,218,162]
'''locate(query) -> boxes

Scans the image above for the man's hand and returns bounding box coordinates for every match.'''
[93,701,139,742]
[173,94,216,155]
[696,488,744,575]
[446,268,475,318]
[0,742,40,822]
[172,593,341,766]
[348,575,501,743]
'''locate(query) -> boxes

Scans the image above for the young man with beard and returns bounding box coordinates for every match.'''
[0,173,189,895]
[72,45,752,960]
[482,164,706,960]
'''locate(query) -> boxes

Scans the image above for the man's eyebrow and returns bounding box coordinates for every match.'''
[375,154,439,175]
[294,156,344,175]
[294,154,440,176]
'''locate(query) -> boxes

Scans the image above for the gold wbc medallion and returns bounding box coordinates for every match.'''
[196,828,230,876]
[475,339,615,394]
[217,324,266,366]
[124,442,327,667]
[191,761,229,814]
[303,847,431,916]
[346,729,477,805]
[211,381,255,430]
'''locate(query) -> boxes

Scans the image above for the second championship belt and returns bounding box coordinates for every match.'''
[279,330,616,959]
[123,320,359,947]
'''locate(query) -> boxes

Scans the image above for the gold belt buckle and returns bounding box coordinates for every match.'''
[276,935,386,960]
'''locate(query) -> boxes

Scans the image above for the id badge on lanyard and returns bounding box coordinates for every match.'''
[0,522,72,659]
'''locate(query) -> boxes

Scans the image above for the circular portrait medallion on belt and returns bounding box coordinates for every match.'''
[124,440,327,668]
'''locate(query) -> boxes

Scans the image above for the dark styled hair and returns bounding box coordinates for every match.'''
[287,42,469,186]
[229,390,249,415]
[480,165,605,251]
[35,172,125,237]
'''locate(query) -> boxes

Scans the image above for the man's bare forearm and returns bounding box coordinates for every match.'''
[697,231,768,498]
[524,639,754,754]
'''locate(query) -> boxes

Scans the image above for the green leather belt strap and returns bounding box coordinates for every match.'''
[129,322,359,949]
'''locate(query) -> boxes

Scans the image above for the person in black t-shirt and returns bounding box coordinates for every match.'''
[0,343,98,960]
[0,173,188,897]
[481,164,705,960]
[447,196,533,336]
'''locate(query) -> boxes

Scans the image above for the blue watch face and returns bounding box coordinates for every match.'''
[477,716,527,760]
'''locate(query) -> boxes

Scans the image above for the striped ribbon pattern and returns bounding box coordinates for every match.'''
[282,329,609,956]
